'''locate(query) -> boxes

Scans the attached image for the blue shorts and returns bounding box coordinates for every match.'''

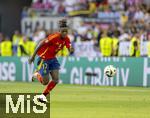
[36,57,60,77]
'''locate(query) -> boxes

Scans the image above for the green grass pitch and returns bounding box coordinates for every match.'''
[0,81,150,118]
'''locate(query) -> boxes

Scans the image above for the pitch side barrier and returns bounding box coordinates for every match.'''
[0,57,149,87]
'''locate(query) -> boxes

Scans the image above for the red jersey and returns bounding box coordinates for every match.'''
[37,32,71,60]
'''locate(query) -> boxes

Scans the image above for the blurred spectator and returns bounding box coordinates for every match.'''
[68,30,75,42]
[112,32,119,56]
[27,8,36,18]
[88,0,97,14]
[43,0,53,10]
[77,21,89,36]
[134,7,144,21]
[22,7,29,18]
[32,0,44,9]
[126,5,136,20]
[26,38,36,56]
[144,8,150,24]
[129,32,141,57]
[120,12,128,26]
[12,30,22,56]
[127,0,143,6]
[119,29,130,41]
[99,31,113,57]
[32,27,46,44]
[63,0,76,13]
[57,2,66,15]
[0,36,12,56]
[147,34,150,57]
[0,33,4,43]
[0,33,4,56]
[17,35,29,57]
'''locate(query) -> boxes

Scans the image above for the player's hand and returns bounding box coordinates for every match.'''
[28,56,35,64]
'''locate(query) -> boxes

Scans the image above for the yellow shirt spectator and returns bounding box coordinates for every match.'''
[17,36,29,56]
[129,37,140,57]
[100,36,113,57]
[112,37,119,56]
[120,13,128,26]
[26,40,36,56]
[147,41,150,57]
[12,33,22,46]
[12,31,22,55]
[0,39,12,56]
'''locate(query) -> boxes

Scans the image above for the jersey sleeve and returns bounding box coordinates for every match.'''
[65,36,71,49]
[44,33,59,44]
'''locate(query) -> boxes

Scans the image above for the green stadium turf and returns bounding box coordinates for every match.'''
[0,81,150,118]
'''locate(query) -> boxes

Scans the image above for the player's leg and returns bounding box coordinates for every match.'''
[38,58,60,102]
[32,70,49,85]
[32,71,43,83]
[43,69,59,96]
[35,74,49,85]
[42,58,60,96]
[35,73,50,103]
[42,75,49,85]
[32,58,49,85]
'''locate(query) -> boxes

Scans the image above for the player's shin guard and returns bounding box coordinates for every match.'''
[43,80,57,96]
[33,72,43,83]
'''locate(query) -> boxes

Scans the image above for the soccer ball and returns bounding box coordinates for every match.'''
[104,65,116,77]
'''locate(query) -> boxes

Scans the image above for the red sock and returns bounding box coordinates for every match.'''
[43,80,56,96]
[34,72,43,83]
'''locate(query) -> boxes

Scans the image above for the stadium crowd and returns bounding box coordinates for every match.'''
[0,0,150,57]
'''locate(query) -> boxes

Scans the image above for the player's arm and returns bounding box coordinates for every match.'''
[28,38,49,64]
[65,37,74,54]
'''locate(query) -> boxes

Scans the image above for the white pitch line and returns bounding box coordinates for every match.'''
[60,86,150,92]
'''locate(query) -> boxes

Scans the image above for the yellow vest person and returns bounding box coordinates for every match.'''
[17,36,29,56]
[147,41,150,57]
[26,40,36,56]
[0,39,12,56]
[12,31,22,55]
[12,33,22,46]
[112,37,119,56]
[100,36,113,57]
[129,37,140,57]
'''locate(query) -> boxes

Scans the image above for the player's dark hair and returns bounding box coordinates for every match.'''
[59,19,68,28]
